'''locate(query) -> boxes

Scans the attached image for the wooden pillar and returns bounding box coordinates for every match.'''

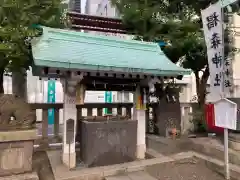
[87,108,93,116]
[117,106,122,116]
[97,108,102,116]
[77,107,82,120]
[76,83,86,104]
[54,108,60,138]
[133,85,146,159]
[126,107,132,118]
[41,109,49,147]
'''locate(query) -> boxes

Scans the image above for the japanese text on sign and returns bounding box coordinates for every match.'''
[201,2,224,100]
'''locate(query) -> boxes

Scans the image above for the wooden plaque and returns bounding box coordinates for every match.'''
[66,119,75,144]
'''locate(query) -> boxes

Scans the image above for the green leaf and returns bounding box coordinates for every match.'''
[0,0,67,73]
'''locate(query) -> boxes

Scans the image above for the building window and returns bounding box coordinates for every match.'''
[114,8,120,18]
[179,85,187,102]
[123,92,130,102]
[104,5,107,16]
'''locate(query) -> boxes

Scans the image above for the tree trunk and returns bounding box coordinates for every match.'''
[194,67,209,107]
[194,67,209,132]
[0,68,4,94]
[12,69,27,99]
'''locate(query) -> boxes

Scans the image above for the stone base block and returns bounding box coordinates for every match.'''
[79,120,137,167]
[136,144,146,159]
[229,132,240,151]
[62,152,76,169]
[0,172,38,180]
[229,140,240,151]
[0,130,37,177]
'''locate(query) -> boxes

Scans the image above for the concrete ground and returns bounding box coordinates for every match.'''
[145,157,226,180]
[106,157,228,180]
[33,151,55,180]
[32,135,240,180]
[146,134,240,166]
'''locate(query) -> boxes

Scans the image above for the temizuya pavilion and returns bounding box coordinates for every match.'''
[31,26,190,168]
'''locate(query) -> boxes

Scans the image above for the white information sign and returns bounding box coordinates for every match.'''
[214,98,237,130]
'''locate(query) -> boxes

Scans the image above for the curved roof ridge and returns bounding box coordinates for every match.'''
[32,26,191,76]
[42,26,159,49]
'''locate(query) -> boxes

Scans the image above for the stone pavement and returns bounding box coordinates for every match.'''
[47,150,172,180]
[32,134,240,180]
[0,172,38,180]
[106,171,157,180]
[189,137,240,166]
[147,134,240,166]
[46,147,240,180]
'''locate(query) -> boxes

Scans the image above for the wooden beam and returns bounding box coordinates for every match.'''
[68,12,122,23]
[86,84,136,91]
[30,103,63,110]
[70,19,125,31]
[67,11,128,34]
[82,76,141,85]
[71,26,127,34]
[76,103,133,109]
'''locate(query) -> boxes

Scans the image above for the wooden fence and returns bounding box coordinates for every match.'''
[30,102,196,146]
[30,103,63,143]
[76,103,133,119]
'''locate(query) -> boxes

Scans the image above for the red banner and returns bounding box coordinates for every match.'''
[205,103,224,133]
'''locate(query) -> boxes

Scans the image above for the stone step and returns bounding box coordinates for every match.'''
[105,175,130,180]
[146,148,166,158]
[190,138,240,166]
[105,171,157,180]
[127,171,158,180]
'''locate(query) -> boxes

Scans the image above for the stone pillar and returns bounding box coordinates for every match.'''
[61,78,78,169]
[133,85,146,159]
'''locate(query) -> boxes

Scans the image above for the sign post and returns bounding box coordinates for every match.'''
[104,91,112,115]
[214,98,237,179]
[202,1,238,179]
[224,128,229,179]
[47,80,56,134]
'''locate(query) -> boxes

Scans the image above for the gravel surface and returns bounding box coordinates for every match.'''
[145,158,227,180]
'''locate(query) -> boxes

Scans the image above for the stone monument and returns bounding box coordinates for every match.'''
[0,94,38,179]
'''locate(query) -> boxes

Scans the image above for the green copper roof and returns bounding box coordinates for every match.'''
[31,26,191,76]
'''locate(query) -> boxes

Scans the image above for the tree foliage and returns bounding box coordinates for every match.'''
[0,0,67,93]
[110,0,221,105]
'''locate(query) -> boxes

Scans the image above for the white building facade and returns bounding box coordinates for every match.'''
[84,0,133,103]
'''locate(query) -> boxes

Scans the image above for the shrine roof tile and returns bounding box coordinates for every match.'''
[31,26,191,76]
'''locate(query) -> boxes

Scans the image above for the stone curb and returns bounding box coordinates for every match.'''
[52,150,240,180]
[0,172,39,180]
[191,140,240,167]
[192,152,240,180]
[147,135,240,167]
[59,153,189,180]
